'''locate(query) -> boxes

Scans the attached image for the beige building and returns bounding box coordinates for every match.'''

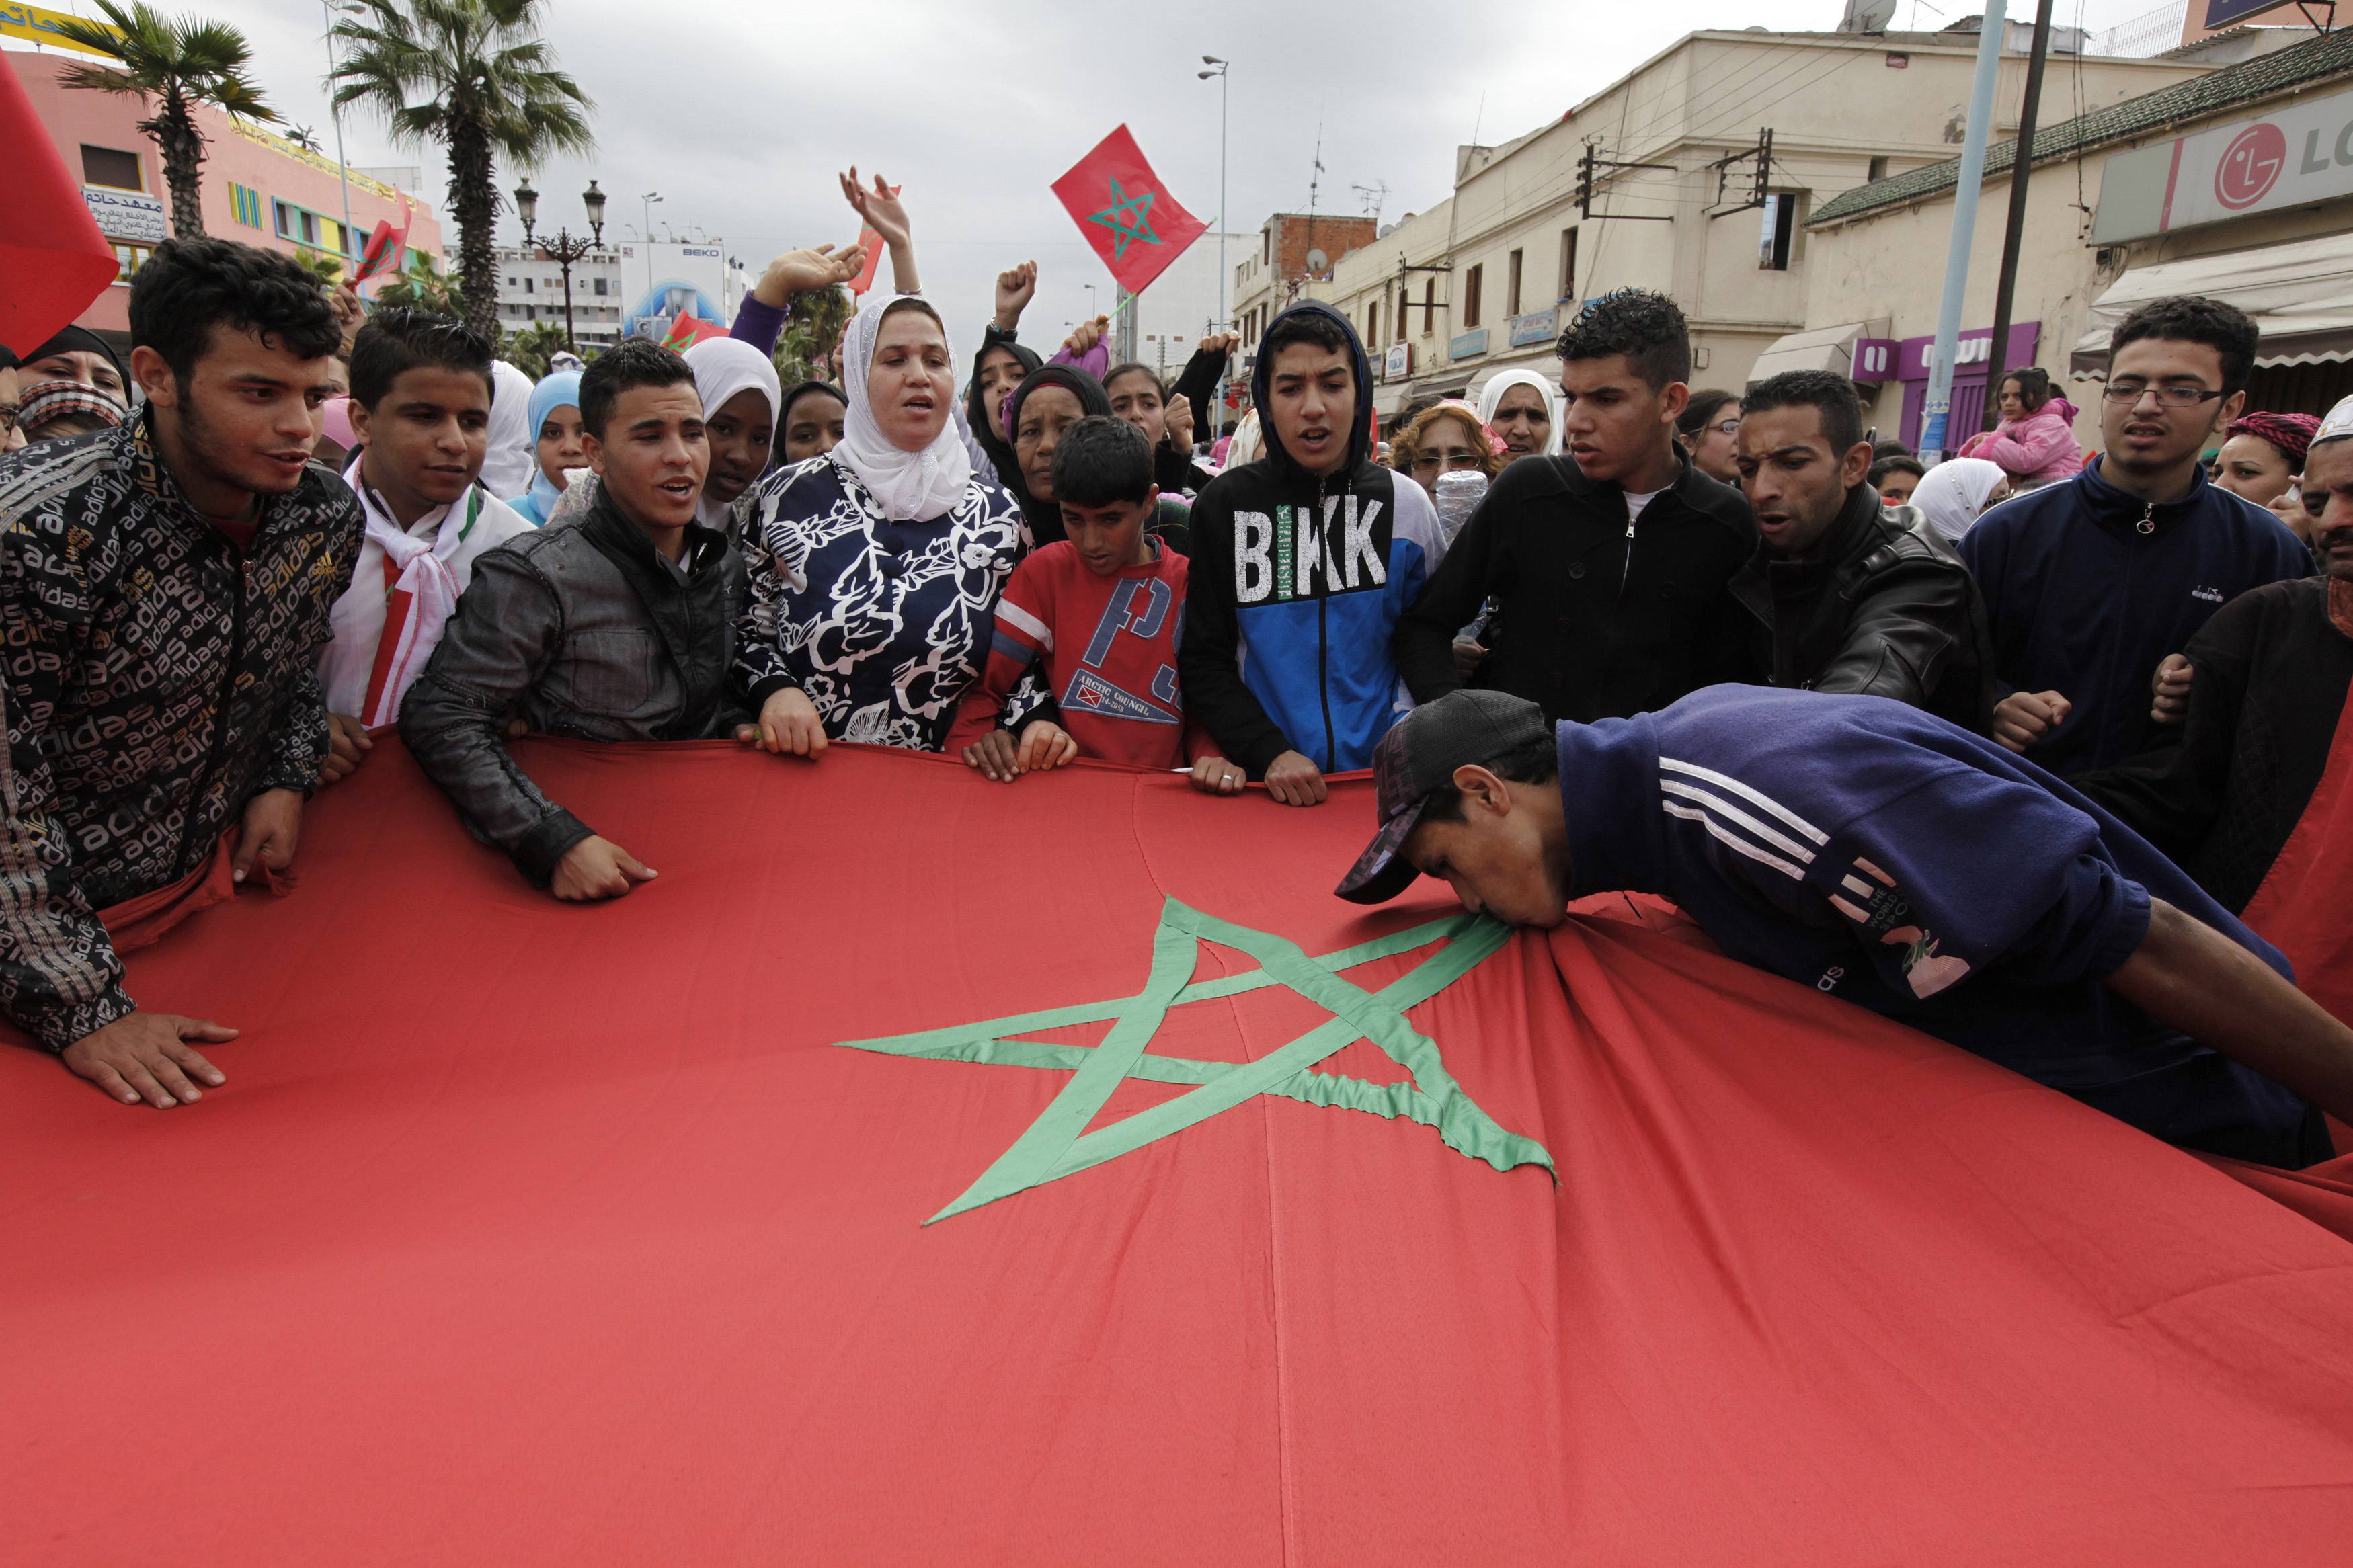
[1800,24,2352,451]
[1274,25,2214,425]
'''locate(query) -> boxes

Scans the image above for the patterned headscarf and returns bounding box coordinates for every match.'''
[2227,411,2322,468]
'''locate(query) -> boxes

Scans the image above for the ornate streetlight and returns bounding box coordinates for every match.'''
[516,177,608,353]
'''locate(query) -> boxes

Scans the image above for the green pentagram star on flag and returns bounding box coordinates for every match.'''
[838,899,1554,1223]
[1051,124,1209,294]
[1088,178,1161,260]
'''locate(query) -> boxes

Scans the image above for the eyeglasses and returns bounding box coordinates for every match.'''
[2100,381,2227,408]
[1704,417,1740,436]
[1410,452,1486,472]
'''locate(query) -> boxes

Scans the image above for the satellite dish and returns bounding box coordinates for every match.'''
[1306,247,1330,273]
[1837,0,1897,30]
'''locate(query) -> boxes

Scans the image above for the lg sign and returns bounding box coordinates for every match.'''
[2215,122,2287,210]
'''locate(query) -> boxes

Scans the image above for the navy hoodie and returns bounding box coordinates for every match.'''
[1960,454,2311,774]
[1178,303,1447,776]
[1560,684,2317,1166]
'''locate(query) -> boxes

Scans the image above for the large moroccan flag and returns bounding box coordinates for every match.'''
[7,739,2353,1562]
[0,58,121,354]
[1052,124,1208,296]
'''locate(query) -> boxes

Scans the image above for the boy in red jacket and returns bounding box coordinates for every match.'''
[951,417,1242,792]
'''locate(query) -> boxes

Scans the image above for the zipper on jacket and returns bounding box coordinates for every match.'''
[177,533,249,872]
[1315,474,1336,770]
[2135,502,2156,536]
[1618,496,1637,595]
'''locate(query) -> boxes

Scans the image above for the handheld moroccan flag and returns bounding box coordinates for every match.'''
[1051,124,1207,296]
[0,58,121,353]
[660,307,726,352]
[848,224,884,296]
[350,200,411,286]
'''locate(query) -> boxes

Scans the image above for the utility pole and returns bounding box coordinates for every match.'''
[321,0,355,271]
[1982,0,2056,434]
[1920,1,2009,462]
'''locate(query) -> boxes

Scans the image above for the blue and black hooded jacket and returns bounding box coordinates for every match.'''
[1176,302,1447,776]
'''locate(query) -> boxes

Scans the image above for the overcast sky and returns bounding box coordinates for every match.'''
[50,0,2170,338]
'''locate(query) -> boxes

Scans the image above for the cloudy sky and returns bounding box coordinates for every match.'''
[65,0,2169,335]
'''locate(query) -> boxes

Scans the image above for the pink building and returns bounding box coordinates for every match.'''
[7,48,442,351]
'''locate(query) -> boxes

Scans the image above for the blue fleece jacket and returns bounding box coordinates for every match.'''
[1559,684,2317,1165]
[1960,455,2312,775]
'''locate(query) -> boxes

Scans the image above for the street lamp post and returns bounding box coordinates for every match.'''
[641,191,663,300]
[518,178,608,354]
[321,0,364,271]
[1199,55,1230,438]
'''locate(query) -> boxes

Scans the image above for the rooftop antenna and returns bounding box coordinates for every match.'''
[1353,179,1390,229]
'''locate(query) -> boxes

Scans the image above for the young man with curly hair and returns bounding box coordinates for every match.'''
[1391,290,1757,723]
[0,239,359,1108]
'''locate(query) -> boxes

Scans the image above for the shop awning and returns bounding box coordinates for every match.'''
[1745,321,1881,384]
[2073,232,2353,374]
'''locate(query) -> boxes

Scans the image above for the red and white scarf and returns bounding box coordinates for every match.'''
[344,455,483,728]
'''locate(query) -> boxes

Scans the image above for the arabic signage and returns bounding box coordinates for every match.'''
[1449,327,1490,360]
[1851,321,2040,383]
[1506,306,1560,349]
[2095,83,2353,243]
[229,122,403,203]
[1383,342,1412,380]
[0,1,117,57]
[83,185,165,245]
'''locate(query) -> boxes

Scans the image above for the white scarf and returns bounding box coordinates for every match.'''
[684,336,782,530]
[1476,370,1564,456]
[344,453,479,728]
[480,360,538,499]
[831,293,972,522]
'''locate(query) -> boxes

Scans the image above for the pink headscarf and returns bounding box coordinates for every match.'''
[319,395,357,452]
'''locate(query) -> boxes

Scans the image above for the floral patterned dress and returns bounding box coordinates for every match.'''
[735,454,1031,751]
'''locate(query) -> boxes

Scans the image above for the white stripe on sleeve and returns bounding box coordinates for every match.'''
[1660,780,1817,864]
[1662,801,1806,881]
[995,597,1054,651]
[1659,757,1829,845]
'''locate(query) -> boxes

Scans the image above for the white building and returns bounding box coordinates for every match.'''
[1296,24,2216,424]
[1119,229,1252,385]
[495,244,628,352]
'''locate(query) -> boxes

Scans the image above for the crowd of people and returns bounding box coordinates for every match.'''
[3,175,2350,1176]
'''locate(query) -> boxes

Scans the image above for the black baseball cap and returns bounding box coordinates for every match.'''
[1334,689,1552,904]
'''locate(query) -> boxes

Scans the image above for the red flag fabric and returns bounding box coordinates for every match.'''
[2244,678,2353,1029]
[350,200,411,286]
[660,306,726,352]
[1051,124,1208,296]
[848,222,884,296]
[6,739,2353,1563]
[0,59,122,355]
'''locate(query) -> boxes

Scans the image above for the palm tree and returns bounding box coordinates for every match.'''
[373,251,465,317]
[291,248,347,288]
[500,321,569,379]
[329,0,594,339]
[50,3,279,240]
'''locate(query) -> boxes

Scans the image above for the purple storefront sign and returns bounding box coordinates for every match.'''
[1853,323,2044,449]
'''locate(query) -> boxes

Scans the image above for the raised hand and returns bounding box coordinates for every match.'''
[1064,315,1110,357]
[754,242,867,308]
[994,261,1039,329]
[1164,393,1195,453]
[840,167,911,250]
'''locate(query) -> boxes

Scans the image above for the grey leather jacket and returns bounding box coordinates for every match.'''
[399,489,749,884]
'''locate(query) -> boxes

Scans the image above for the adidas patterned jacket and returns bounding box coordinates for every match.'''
[0,416,362,1052]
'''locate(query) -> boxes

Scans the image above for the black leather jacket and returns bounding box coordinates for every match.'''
[1727,484,1995,734]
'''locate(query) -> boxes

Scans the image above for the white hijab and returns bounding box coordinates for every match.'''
[832,293,972,522]
[481,360,537,499]
[1910,457,2008,544]
[1476,369,1563,456]
[683,336,783,529]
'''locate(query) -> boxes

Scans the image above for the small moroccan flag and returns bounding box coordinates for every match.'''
[848,224,884,296]
[352,200,411,286]
[1051,125,1207,296]
[660,306,727,352]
